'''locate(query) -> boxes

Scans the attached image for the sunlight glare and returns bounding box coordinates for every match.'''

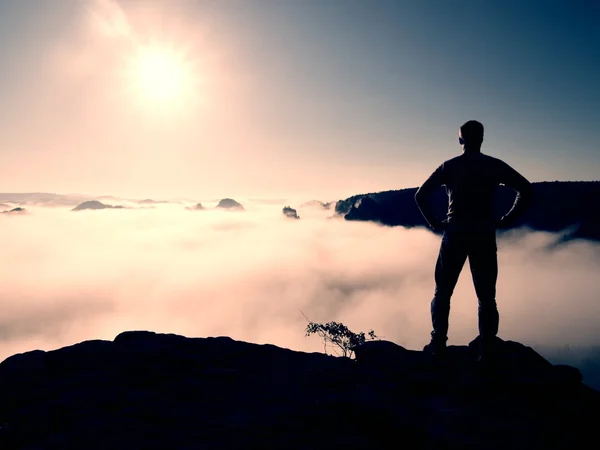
[132,45,189,105]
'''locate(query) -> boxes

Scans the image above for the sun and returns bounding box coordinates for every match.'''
[130,44,190,105]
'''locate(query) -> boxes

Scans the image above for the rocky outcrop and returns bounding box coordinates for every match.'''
[216,198,244,211]
[283,206,299,219]
[344,196,382,222]
[0,331,596,449]
[72,201,125,211]
[185,203,205,211]
[335,181,600,242]
[1,207,26,215]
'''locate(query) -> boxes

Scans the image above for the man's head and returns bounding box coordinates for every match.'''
[458,120,484,151]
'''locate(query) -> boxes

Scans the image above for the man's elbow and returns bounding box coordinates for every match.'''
[414,188,425,206]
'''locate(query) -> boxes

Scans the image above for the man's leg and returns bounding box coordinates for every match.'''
[429,231,468,347]
[468,231,499,344]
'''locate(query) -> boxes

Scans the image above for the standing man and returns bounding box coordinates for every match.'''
[415,120,532,360]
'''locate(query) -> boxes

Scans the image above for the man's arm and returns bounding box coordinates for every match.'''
[414,164,445,231]
[497,161,533,228]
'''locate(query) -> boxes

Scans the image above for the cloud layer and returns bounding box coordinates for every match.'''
[1,201,599,363]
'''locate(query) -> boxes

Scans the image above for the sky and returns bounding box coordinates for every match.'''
[0,0,599,201]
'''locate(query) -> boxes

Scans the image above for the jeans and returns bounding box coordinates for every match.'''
[430,229,499,344]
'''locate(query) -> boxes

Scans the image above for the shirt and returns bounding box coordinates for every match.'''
[414,151,533,232]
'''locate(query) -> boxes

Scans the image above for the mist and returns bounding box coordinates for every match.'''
[1,200,599,365]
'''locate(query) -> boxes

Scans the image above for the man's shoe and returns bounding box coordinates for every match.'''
[423,341,447,357]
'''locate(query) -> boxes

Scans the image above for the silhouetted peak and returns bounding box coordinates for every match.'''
[216,198,244,210]
[185,203,205,211]
[344,195,382,221]
[72,201,125,211]
[1,207,26,214]
[282,206,299,219]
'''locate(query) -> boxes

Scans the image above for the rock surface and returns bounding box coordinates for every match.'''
[0,331,597,449]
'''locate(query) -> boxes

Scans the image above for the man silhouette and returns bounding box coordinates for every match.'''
[414,120,532,360]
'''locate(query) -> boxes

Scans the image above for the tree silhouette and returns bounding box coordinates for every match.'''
[305,320,377,359]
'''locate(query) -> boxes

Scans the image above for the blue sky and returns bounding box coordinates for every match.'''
[0,0,598,199]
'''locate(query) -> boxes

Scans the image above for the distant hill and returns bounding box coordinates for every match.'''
[185,203,205,211]
[72,201,125,211]
[334,181,600,242]
[1,207,26,215]
[216,198,244,211]
[0,193,90,207]
[137,199,169,205]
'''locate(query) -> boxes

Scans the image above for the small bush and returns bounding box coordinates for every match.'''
[305,321,378,359]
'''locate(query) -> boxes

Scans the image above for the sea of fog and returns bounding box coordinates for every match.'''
[1,200,600,387]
